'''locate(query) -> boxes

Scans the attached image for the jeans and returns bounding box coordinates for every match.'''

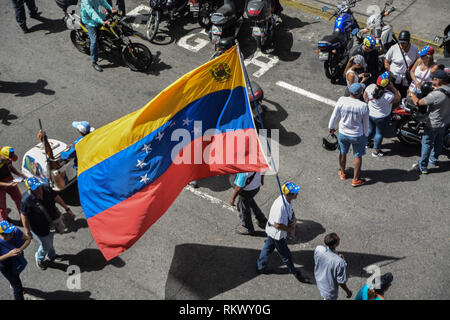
[0,260,24,300]
[31,231,56,262]
[257,237,301,277]
[368,115,390,150]
[86,26,99,65]
[419,126,446,170]
[237,188,266,232]
[338,132,367,157]
[11,0,38,28]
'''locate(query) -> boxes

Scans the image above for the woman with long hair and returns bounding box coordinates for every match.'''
[343,55,370,96]
[408,46,439,97]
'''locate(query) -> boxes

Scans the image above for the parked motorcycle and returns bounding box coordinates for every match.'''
[392,82,450,154]
[146,0,189,42]
[70,13,153,71]
[358,0,396,55]
[246,0,276,51]
[317,0,361,82]
[434,24,450,58]
[209,0,245,53]
[189,0,223,30]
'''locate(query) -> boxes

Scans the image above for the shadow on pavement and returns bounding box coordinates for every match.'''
[287,219,326,244]
[46,248,126,273]
[0,80,55,97]
[146,51,172,76]
[28,16,67,35]
[0,109,18,125]
[196,175,232,192]
[59,181,81,206]
[164,243,404,299]
[362,168,420,185]
[24,288,94,300]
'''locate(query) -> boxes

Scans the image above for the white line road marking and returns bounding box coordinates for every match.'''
[184,185,237,213]
[177,30,209,52]
[244,51,279,78]
[276,81,337,107]
[126,4,150,29]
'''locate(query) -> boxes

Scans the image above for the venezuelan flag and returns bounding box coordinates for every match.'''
[76,46,270,260]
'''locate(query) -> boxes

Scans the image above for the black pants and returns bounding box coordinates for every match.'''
[0,261,24,300]
[11,0,38,28]
[237,188,267,232]
[107,0,126,14]
[394,82,409,99]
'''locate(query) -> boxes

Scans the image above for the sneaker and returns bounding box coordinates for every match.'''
[21,26,30,33]
[189,180,199,188]
[372,151,384,157]
[295,274,312,284]
[35,258,46,271]
[352,178,366,187]
[29,11,41,19]
[235,226,255,236]
[428,161,438,168]
[412,163,428,174]
[92,63,103,72]
[47,254,61,262]
[338,169,346,180]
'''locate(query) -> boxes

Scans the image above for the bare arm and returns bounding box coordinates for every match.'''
[20,213,32,238]
[229,186,241,206]
[55,195,74,216]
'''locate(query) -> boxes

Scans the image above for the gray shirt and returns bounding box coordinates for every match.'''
[314,245,348,300]
[423,85,450,128]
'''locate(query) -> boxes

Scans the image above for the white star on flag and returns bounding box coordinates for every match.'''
[136,159,146,169]
[142,144,152,154]
[156,132,164,141]
[183,117,192,126]
[139,173,150,184]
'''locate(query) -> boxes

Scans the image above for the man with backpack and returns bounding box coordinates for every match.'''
[411,69,450,174]
[229,172,267,236]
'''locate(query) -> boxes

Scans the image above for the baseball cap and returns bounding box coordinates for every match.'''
[363,35,376,49]
[0,146,18,162]
[25,176,43,191]
[281,182,301,195]
[349,82,366,95]
[431,69,447,80]
[419,46,434,57]
[377,71,390,87]
[72,121,95,136]
[353,55,367,69]
[0,220,17,234]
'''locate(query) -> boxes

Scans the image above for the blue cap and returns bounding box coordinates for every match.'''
[72,121,95,135]
[25,176,43,191]
[281,182,301,195]
[0,220,16,234]
[349,82,366,95]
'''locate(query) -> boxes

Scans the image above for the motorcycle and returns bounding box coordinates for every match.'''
[146,0,189,42]
[357,0,396,71]
[317,0,361,82]
[189,0,223,30]
[209,0,245,53]
[434,24,450,58]
[392,82,450,154]
[21,120,77,192]
[70,13,153,72]
[246,0,276,51]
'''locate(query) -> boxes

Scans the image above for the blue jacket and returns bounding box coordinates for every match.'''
[80,0,112,27]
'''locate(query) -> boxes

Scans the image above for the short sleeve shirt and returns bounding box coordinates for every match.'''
[314,245,348,300]
[423,86,450,128]
[265,195,293,240]
[365,84,395,118]
[385,44,419,85]
[0,228,24,258]
[234,172,261,191]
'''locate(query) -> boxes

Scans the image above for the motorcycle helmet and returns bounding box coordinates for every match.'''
[420,81,434,97]
[398,30,411,43]
[322,133,338,151]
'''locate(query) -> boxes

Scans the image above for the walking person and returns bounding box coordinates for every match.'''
[10,0,41,33]
[407,46,439,97]
[411,69,450,174]
[343,55,370,97]
[107,0,126,15]
[329,83,370,187]
[0,147,27,222]
[256,182,312,284]
[364,72,401,157]
[354,272,393,300]
[229,172,267,236]
[314,233,352,300]
[0,220,31,300]
[80,0,117,72]
[384,30,419,98]
[19,176,74,270]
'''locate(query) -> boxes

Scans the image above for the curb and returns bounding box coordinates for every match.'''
[280,0,444,55]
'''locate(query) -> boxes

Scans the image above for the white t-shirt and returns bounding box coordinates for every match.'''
[385,43,419,86]
[265,195,293,240]
[365,84,395,118]
[328,97,370,137]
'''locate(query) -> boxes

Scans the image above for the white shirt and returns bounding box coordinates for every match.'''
[265,195,293,240]
[365,84,395,118]
[328,96,369,137]
[385,43,419,86]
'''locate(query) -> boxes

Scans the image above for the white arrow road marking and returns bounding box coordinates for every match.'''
[244,51,279,78]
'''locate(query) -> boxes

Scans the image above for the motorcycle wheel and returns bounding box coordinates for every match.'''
[395,118,421,146]
[122,43,153,72]
[198,1,218,30]
[70,29,90,55]
[255,37,262,51]
[146,9,160,42]
[324,60,340,81]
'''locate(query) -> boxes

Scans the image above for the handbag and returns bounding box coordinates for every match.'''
[30,191,66,234]
[397,43,413,84]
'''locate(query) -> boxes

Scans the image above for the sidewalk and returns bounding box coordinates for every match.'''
[281,0,449,54]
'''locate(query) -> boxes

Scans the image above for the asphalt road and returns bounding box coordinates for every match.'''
[0,0,449,300]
